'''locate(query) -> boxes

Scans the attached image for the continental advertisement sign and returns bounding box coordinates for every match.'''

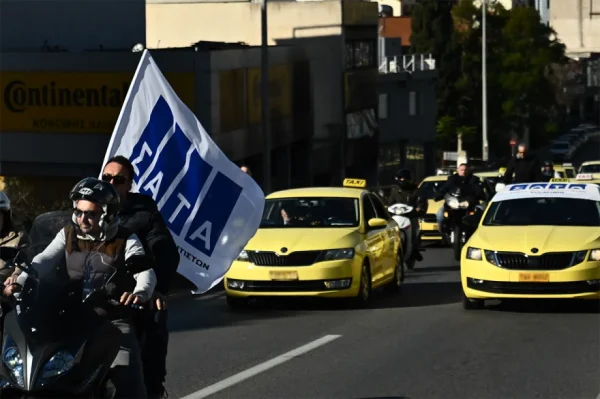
[0,72,195,133]
[246,64,292,125]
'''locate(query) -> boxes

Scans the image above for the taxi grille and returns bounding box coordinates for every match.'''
[493,252,577,270]
[247,251,323,266]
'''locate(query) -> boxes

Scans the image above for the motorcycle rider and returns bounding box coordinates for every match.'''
[102,155,179,399]
[3,178,155,399]
[387,169,426,262]
[434,163,485,233]
[0,191,26,285]
[503,143,543,184]
[541,161,557,181]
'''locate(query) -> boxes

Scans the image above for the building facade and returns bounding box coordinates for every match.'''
[146,0,381,185]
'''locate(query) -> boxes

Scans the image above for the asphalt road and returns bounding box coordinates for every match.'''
[163,138,600,399]
[164,245,600,399]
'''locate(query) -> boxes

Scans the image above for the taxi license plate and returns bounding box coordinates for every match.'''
[270,271,298,281]
[519,273,549,282]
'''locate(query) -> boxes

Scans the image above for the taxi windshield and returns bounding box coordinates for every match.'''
[261,197,360,228]
[564,169,575,178]
[417,181,444,200]
[483,198,600,227]
[580,164,600,174]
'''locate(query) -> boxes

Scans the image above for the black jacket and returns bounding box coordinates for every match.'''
[118,193,180,294]
[435,173,485,203]
[387,182,428,214]
[503,154,543,184]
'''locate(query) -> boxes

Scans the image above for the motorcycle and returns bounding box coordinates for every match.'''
[388,203,420,270]
[0,211,142,398]
[441,191,478,261]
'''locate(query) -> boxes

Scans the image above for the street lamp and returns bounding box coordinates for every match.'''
[482,0,489,162]
[261,0,272,194]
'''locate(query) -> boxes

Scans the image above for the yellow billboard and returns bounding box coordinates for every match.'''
[246,64,292,125]
[0,72,195,133]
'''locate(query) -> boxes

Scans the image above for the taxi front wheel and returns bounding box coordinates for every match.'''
[352,263,372,307]
[462,291,484,310]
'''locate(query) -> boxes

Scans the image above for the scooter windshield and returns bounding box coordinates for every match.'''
[26,210,73,259]
[16,275,87,345]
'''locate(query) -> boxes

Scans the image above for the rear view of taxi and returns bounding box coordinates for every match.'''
[461,182,600,309]
[224,179,403,309]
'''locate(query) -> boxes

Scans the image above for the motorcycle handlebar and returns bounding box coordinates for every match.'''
[108,299,145,311]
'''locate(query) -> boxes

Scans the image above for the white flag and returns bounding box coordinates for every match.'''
[101,49,265,294]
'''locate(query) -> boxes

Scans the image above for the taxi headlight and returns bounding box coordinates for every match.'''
[321,249,355,261]
[3,339,24,387]
[237,250,249,262]
[466,247,482,261]
[589,249,600,262]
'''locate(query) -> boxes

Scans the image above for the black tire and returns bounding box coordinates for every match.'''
[352,263,372,307]
[385,252,404,293]
[226,295,250,311]
[462,292,484,310]
[453,225,462,261]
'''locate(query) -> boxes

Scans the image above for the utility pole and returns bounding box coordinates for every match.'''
[261,0,272,194]
[482,0,489,162]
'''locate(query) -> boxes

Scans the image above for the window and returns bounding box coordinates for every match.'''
[409,91,417,116]
[482,198,600,227]
[362,195,377,224]
[345,40,376,70]
[261,197,360,228]
[378,93,388,119]
[580,164,600,173]
[368,194,390,220]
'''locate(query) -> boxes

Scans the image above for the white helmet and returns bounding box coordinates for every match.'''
[0,191,10,211]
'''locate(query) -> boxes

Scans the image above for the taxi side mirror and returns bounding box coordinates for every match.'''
[367,218,388,229]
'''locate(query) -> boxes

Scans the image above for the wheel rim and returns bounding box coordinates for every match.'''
[361,267,369,300]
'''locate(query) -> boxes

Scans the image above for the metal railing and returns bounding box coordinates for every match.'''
[379,53,436,74]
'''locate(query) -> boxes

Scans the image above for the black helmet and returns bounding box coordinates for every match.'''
[544,160,552,167]
[69,178,120,224]
[395,169,413,183]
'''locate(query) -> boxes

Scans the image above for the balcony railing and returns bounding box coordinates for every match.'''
[379,53,436,74]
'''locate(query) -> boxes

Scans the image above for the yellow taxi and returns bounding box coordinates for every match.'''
[460,180,600,309]
[224,179,404,309]
[415,175,447,242]
[554,163,576,179]
[576,161,600,184]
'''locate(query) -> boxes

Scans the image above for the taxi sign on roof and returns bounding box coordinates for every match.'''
[562,163,573,167]
[343,178,367,188]
[576,173,593,180]
[549,178,570,183]
[492,182,600,202]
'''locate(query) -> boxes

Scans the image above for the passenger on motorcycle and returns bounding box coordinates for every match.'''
[4,178,156,399]
[434,163,485,232]
[103,155,179,399]
[387,169,427,262]
[0,191,26,285]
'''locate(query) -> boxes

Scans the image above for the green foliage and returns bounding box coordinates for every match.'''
[410,0,567,157]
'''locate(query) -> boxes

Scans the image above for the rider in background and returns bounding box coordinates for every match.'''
[434,163,485,233]
[387,169,426,261]
[541,161,557,182]
[503,143,543,184]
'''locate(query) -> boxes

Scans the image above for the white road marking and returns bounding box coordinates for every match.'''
[180,334,342,399]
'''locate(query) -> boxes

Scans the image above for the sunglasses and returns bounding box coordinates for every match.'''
[101,173,128,185]
[73,208,100,219]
